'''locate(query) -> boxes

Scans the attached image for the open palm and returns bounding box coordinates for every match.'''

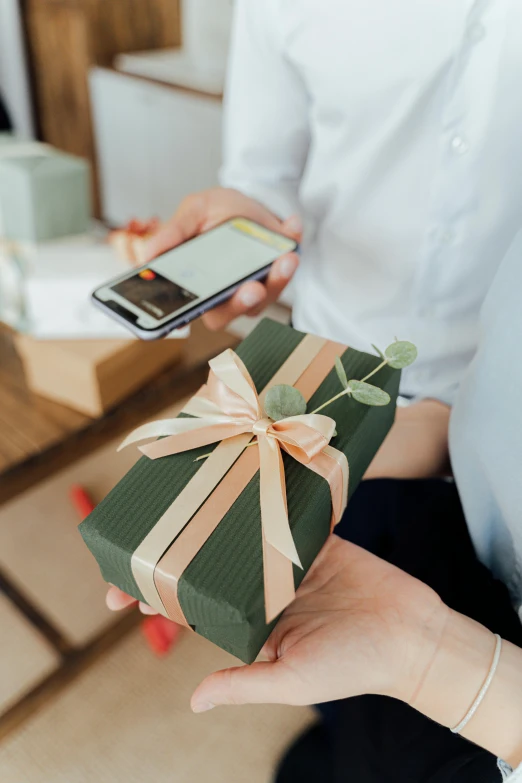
[191,536,448,712]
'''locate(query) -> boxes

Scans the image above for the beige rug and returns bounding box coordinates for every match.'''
[0,403,185,648]
[0,596,58,716]
[0,628,314,783]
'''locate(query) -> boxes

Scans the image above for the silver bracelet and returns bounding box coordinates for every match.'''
[451,633,502,734]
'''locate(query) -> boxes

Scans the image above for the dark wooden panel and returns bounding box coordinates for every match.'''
[23,0,182,214]
[89,0,182,66]
[25,2,93,160]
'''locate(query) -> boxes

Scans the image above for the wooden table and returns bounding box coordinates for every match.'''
[0,321,237,505]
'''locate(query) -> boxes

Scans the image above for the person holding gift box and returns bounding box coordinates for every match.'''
[84,321,411,663]
[91,2,522,781]
[108,236,522,780]
[189,233,522,780]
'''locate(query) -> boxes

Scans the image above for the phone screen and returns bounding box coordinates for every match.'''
[94,219,297,330]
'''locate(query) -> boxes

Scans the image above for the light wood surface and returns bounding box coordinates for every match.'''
[14,333,183,417]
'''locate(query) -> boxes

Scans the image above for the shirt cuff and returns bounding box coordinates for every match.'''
[500,760,522,781]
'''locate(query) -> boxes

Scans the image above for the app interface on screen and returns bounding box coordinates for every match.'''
[110,220,295,324]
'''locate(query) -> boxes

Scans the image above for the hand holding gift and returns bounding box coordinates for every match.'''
[191,534,447,711]
[191,531,522,771]
[81,320,416,662]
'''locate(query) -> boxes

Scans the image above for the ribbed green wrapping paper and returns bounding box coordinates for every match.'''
[80,319,401,663]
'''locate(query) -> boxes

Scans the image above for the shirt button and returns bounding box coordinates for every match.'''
[467,23,485,43]
[450,135,469,155]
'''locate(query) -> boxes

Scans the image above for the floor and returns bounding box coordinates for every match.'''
[0,405,313,782]
[0,630,313,783]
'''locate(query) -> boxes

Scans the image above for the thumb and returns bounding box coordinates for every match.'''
[191,661,291,712]
[281,214,303,242]
[144,193,207,262]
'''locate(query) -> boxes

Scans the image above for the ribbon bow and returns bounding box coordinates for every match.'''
[120,349,348,620]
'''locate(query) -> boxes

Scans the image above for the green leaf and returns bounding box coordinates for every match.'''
[371,343,386,361]
[385,341,418,370]
[334,356,349,390]
[348,380,391,407]
[264,384,307,421]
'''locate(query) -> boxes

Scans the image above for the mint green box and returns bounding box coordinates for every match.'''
[0,153,91,241]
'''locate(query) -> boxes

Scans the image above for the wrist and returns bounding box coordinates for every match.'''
[410,610,493,726]
[411,610,522,767]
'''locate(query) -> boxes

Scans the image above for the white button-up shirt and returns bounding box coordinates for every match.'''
[221,0,522,403]
[449,240,522,783]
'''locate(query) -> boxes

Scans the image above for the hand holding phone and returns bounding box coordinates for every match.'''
[93,212,300,340]
[143,189,302,331]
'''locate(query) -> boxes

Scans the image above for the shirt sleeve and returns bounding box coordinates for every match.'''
[220,0,310,219]
[503,763,522,781]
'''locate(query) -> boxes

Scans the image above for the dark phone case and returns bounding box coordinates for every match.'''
[92,262,274,340]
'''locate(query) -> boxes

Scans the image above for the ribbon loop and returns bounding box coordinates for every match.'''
[209,349,261,419]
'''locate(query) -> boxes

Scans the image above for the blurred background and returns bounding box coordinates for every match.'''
[0,2,308,781]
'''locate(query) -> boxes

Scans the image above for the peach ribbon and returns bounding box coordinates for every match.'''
[120,346,349,622]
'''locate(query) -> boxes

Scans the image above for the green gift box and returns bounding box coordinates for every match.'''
[80,319,400,663]
[0,152,91,242]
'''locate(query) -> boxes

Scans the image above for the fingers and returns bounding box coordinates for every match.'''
[143,197,302,265]
[281,214,303,242]
[106,586,136,611]
[191,661,292,712]
[139,602,159,615]
[260,636,279,662]
[202,252,299,331]
[202,281,267,331]
[144,193,207,261]
[264,251,299,305]
[106,586,158,615]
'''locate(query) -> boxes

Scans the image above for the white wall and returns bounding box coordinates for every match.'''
[0,0,34,137]
[182,0,234,65]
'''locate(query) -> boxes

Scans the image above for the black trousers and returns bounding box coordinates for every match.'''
[0,97,11,132]
[279,479,522,783]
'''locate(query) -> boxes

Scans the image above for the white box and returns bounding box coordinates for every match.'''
[23,236,131,339]
[89,68,222,226]
[1,232,189,340]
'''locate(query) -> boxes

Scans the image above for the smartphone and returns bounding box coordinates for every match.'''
[92,218,298,340]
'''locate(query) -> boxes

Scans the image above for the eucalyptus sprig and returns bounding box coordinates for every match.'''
[310,339,417,415]
[261,339,418,423]
[264,384,307,421]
